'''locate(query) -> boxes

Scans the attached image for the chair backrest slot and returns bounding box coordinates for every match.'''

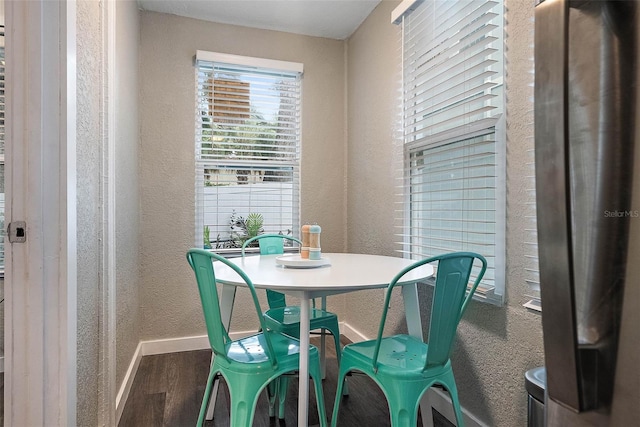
[188,251,228,356]
[241,234,302,309]
[426,256,474,368]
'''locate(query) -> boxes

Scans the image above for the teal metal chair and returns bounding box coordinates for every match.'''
[242,234,347,419]
[187,248,328,427]
[331,252,487,427]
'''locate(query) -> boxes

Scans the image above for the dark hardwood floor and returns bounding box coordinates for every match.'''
[119,336,454,427]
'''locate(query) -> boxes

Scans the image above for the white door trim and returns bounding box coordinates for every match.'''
[5,1,77,425]
[99,0,117,425]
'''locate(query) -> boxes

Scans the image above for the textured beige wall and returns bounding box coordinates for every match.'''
[76,1,102,424]
[345,1,544,426]
[139,11,347,339]
[76,1,141,422]
[115,0,141,389]
[452,1,545,422]
[344,0,407,337]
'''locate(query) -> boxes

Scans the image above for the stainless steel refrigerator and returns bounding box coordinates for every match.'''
[534,0,640,425]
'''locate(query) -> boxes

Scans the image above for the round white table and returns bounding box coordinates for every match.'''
[212,253,434,426]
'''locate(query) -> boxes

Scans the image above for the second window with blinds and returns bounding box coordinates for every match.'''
[195,52,303,253]
[394,0,506,304]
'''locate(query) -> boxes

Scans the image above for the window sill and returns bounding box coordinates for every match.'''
[420,277,504,306]
[212,247,299,259]
[523,298,542,313]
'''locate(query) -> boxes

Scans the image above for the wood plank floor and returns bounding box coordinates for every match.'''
[119,336,455,427]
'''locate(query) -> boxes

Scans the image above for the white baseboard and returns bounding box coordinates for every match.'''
[116,342,143,425]
[338,321,369,343]
[115,324,484,427]
[139,334,210,356]
[115,330,256,424]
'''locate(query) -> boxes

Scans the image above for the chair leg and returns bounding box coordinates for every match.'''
[438,373,465,427]
[277,376,290,419]
[205,355,217,420]
[385,388,421,427]
[267,379,278,418]
[321,329,327,379]
[328,324,349,396]
[449,387,465,427]
[227,382,263,427]
[197,367,217,427]
[330,366,350,427]
[310,360,328,427]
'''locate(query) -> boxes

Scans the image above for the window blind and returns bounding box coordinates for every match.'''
[396,0,505,303]
[524,145,541,310]
[523,13,540,311]
[195,53,302,251]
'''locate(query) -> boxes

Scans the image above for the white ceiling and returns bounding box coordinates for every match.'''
[137,0,383,40]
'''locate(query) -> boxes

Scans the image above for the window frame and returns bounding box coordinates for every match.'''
[194,51,303,255]
[394,0,506,305]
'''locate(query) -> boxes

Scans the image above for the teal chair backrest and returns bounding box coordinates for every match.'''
[186,248,276,366]
[241,234,302,256]
[242,234,302,309]
[373,252,487,372]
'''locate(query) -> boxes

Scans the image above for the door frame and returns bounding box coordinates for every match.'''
[5,1,77,425]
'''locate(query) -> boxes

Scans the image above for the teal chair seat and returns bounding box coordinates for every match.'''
[242,234,347,419]
[223,332,302,365]
[263,306,338,328]
[331,252,487,427]
[342,335,437,377]
[187,248,327,427]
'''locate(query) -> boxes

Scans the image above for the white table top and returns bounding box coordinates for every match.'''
[213,252,434,296]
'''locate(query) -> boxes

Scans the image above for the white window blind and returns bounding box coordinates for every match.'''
[395,0,505,304]
[524,144,541,311]
[523,13,540,311]
[195,52,302,251]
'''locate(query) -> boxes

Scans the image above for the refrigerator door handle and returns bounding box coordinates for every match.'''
[534,0,583,412]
